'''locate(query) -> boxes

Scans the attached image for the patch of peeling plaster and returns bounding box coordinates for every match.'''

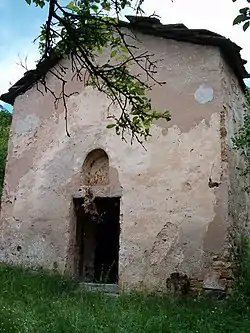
[16,114,40,135]
[194,84,214,104]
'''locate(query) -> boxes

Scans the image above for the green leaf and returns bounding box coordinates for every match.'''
[243,21,250,31]
[25,0,31,4]
[101,1,111,11]
[106,123,116,129]
[66,1,79,12]
[110,49,117,58]
[233,14,246,25]
[240,7,249,14]
[91,4,99,13]
[132,116,140,125]
[33,0,46,8]
[136,88,145,95]
[120,45,129,53]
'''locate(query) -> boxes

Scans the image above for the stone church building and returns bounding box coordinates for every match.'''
[0,17,249,293]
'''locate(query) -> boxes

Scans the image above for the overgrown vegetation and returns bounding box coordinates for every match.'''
[232,236,250,304]
[0,256,250,333]
[232,89,250,186]
[0,108,12,198]
[2,234,250,332]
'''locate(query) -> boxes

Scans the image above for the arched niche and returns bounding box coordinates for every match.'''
[81,149,109,186]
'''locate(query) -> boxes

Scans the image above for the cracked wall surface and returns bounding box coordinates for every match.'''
[221,58,250,244]
[0,33,246,292]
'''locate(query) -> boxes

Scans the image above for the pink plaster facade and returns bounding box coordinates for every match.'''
[0,31,247,292]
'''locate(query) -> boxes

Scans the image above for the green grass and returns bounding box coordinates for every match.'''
[0,264,250,332]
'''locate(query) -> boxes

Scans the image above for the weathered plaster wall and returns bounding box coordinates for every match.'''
[220,57,250,242]
[0,33,241,291]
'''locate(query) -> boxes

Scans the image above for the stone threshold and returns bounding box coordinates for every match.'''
[79,282,119,294]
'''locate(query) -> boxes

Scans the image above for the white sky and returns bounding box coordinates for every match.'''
[0,0,249,97]
[142,0,250,65]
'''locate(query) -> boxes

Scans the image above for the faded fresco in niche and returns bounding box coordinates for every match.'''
[81,149,109,186]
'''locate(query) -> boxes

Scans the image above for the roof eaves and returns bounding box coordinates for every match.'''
[1,16,249,104]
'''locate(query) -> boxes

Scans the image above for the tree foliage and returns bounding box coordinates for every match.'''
[232,90,250,188]
[0,108,12,198]
[233,0,250,31]
[24,0,171,144]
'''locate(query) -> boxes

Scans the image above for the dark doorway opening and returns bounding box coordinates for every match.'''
[74,197,120,284]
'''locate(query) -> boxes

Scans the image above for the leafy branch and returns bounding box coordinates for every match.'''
[25,0,171,144]
[233,0,250,31]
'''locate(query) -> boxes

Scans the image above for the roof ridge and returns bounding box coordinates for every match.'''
[1,16,249,104]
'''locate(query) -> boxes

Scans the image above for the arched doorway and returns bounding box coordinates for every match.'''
[74,149,120,284]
